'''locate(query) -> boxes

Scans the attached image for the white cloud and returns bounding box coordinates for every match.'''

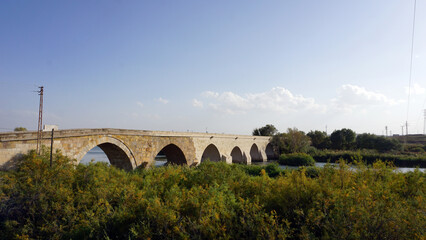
[136,101,144,108]
[247,87,322,112]
[202,91,219,98]
[192,99,203,108]
[157,97,169,104]
[201,87,324,114]
[333,84,399,109]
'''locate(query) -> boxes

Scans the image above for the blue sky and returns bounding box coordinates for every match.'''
[1,0,425,135]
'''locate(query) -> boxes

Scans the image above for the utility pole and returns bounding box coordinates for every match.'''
[385,126,388,137]
[401,125,404,136]
[406,121,408,136]
[36,86,43,155]
[50,128,54,167]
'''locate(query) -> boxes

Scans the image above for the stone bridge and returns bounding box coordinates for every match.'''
[0,129,276,170]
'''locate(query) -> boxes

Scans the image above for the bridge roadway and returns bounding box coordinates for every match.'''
[0,128,275,170]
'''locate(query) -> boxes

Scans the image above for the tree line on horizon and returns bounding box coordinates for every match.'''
[252,124,409,155]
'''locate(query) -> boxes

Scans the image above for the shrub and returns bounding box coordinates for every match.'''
[1,150,424,239]
[13,127,27,131]
[312,150,426,168]
[237,163,283,178]
[409,146,425,153]
[304,166,320,178]
[265,163,282,178]
[279,153,315,166]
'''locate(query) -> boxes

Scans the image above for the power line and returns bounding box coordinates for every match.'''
[406,0,417,135]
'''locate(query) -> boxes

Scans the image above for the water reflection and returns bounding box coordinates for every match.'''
[154,154,167,167]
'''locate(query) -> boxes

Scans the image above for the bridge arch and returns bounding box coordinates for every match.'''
[201,144,221,162]
[231,146,245,164]
[265,143,277,160]
[250,143,263,162]
[77,136,136,170]
[155,143,187,165]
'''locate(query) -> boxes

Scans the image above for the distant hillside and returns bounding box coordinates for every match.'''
[391,134,426,145]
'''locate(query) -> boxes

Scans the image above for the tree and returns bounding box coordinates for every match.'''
[252,124,278,136]
[14,127,27,131]
[271,128,311,154]
[356,133,401,152]
[330,128,356,150]
[307,130,331,149]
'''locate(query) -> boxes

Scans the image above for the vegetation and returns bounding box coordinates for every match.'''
[279,153,315,166]
[252,124,425,167]
[13,127,27,131]
[252,124,278,136]
[356,133,401,152]
[1,149,424,239]
[392,134,426,145]
[330,128,356,150]
[404,143,426,153]
[312,150,426,168]
[271,128,311,154]
[307,130,330,150]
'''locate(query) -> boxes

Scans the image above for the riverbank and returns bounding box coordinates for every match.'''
[311,150,426,168]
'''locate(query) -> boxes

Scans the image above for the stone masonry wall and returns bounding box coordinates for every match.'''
[0,129,270,170]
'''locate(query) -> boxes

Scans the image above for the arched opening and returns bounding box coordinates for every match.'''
[266,143,277,160]
[80,143,133,170]
[80,146,109,164]
[250,144,263,162]
[231,146,244,164]
[201,144,221,162]
[154,149,167,167]
[154,144,187,166]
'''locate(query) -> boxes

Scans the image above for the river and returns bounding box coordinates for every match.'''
[81,147,424,172]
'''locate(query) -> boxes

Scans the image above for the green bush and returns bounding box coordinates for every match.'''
[0,149,424,239]
[312,150,426,168]
[237,163,283,178]
[409,146,425,153]
[405,144,426,153]
[304,166,320,178]
[265,163,282,178]
[279,153,315,166]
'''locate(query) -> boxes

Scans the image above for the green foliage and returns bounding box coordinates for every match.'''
[13,127,27,131]
[307,130,331,149]
[279,153,316,166]
[252,124,278,136]
[271,128,311,154]
[356,133,401,152]
[330,128,356,150]
[312,150,426,168]
[405,144,426,153]
[0,150,425,239]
